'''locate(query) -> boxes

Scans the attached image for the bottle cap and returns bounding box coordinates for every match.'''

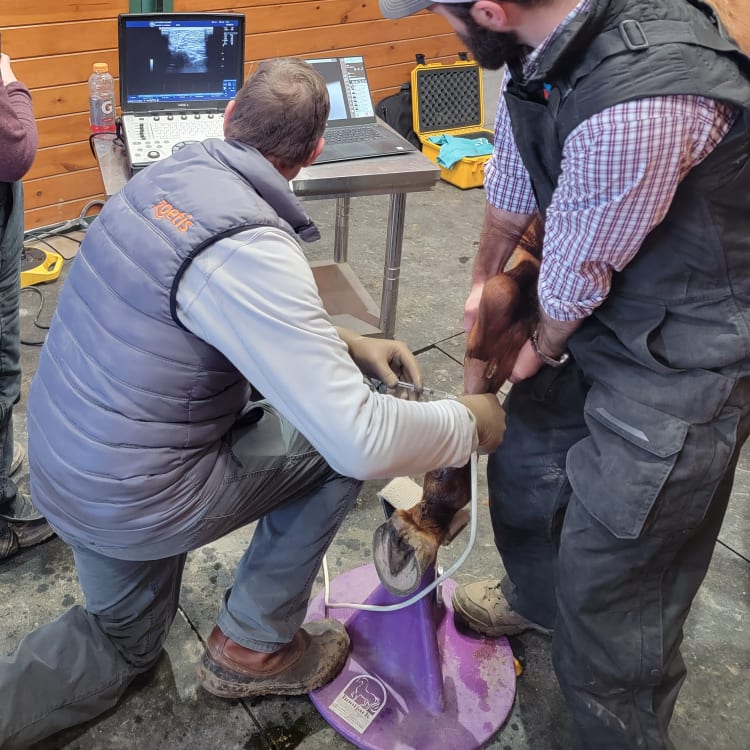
[93,62,109,73]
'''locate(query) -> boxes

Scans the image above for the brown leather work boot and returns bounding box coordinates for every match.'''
[0,490,55,561]
[0,516,56,561]
[198,619,350,698]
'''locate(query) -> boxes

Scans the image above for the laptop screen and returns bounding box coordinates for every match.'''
[118,13,245,114]
[305,56,376,126]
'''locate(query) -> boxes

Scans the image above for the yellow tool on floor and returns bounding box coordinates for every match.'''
[20,246,63,288]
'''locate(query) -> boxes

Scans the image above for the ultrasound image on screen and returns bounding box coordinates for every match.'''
[122,19,242,104]
[163,28,210,73]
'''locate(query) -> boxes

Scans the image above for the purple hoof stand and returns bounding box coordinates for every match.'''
[307,563,516,749]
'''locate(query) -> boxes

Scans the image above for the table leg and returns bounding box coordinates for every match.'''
[93,136,129,198]
[333,195,350,263]
[380,192,407,339]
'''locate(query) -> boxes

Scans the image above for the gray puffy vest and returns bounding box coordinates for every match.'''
[28,138,320,546]
[505,0,750,421]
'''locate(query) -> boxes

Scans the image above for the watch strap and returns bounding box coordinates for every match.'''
[531,329,570,368]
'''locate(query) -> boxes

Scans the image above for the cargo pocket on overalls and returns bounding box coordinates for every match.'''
[567,386,689,539]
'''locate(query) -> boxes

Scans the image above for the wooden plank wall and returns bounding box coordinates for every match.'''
[1,0,460,231]
[7,1,744,231]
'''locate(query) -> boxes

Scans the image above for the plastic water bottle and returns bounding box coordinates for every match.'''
[88,62,116,134]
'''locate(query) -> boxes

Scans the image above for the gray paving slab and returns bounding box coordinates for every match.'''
[718,446,750,560]
[302,181,486,352]
[671,541,750,750]
[31,611,260,750]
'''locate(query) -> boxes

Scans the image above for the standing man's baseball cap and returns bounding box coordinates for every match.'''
[379,1,474,20]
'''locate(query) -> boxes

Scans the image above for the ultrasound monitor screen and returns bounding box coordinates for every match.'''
[118,13,245,112]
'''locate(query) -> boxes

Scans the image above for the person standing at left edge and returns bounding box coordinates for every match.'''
[0,47,54,560]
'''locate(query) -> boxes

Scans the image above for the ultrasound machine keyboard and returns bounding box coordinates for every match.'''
[122,112,225,172]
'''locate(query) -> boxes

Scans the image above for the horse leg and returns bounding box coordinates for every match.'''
[372,227,542,596]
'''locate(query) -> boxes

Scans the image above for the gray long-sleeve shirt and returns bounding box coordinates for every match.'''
[176,227,477,480]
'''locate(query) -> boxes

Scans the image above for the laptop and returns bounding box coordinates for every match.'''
[304,56,418,164]
[117,12,245,172]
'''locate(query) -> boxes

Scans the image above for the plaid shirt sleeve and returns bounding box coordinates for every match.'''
[539,95,736,321]
[483,71,537,215]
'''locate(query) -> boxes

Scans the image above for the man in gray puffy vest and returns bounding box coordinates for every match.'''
[0,57,507,747]
[381,1,750,748]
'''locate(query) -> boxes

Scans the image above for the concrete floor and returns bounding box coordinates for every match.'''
[3,70,749,749]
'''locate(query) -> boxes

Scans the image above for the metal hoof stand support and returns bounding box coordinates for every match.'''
[307,562,516,749]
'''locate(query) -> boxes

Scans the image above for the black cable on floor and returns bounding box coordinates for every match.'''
[19,196,106,347]
[20,285,51,346]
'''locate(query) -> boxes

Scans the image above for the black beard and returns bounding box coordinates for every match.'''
[457,18,528,70]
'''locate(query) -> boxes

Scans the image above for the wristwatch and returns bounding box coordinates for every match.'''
[531,329,570,368]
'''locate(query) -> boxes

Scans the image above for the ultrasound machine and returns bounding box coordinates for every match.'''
[117,12,245,172]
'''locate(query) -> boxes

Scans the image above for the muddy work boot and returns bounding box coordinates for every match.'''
[198,619,350,699]
[0,491,46,523]
[0,492,56,561]
[452,579,553,637]
[0,516,55,560]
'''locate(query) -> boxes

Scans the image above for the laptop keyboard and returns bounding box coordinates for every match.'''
[325,125,385,144]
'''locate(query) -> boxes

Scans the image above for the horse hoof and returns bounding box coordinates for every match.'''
[372,513,439,597]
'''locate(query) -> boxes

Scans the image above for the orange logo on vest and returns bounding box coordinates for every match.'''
[152,198,194,232]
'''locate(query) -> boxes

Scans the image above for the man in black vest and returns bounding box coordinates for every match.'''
[381,1,750,747]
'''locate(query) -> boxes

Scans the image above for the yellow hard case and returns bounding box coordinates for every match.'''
[410,59,494,189]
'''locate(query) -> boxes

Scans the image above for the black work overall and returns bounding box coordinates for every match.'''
[491,0,750,747]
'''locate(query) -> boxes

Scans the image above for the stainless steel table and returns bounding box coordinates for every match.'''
[93,137,440,338]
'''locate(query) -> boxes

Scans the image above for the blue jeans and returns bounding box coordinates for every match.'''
[0,402,362,747]
[0,181,24,511]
